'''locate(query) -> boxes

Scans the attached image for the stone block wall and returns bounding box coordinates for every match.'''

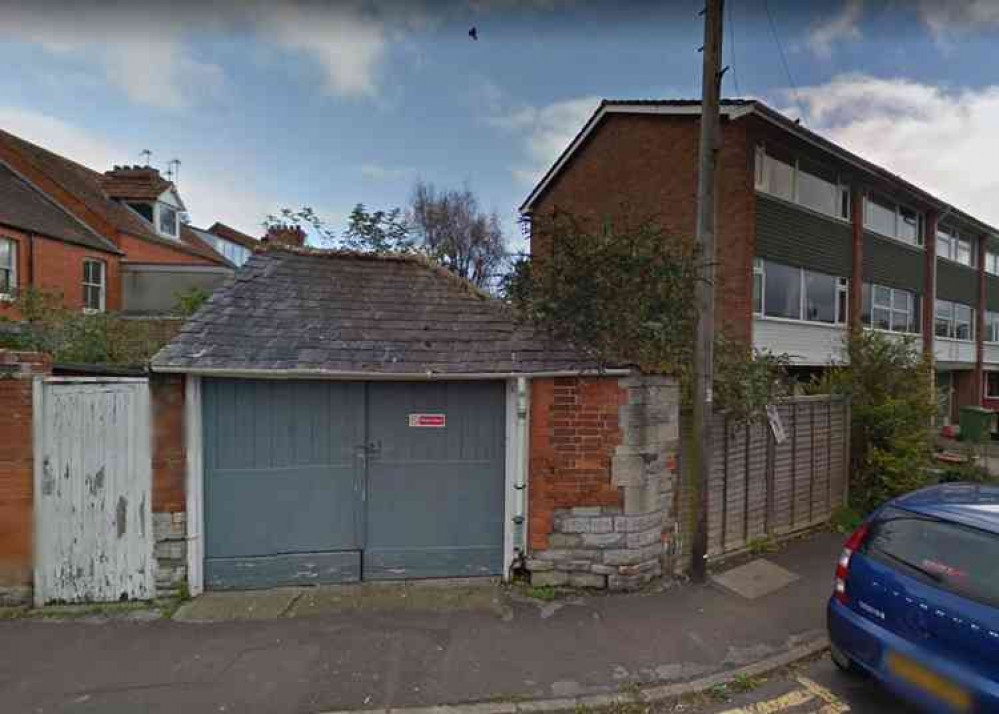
[526,374,679,591]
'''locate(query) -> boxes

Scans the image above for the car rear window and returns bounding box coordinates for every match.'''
[862,506,999,607]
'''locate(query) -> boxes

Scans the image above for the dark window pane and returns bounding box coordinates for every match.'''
[899,206,921,245]
[763,261,801,319]
[804,270,837,323]
[864,507,999,607]
[861,283,871,326]
[753,272,762,314]
[873,307,891,331]
[766,156,795,202]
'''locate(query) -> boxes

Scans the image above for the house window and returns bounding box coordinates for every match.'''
[752,258,764,314]
[986,372,999,399]
[83,259,106,313]
[862,283,918,333]
[755,259,847,324]
[864,193,923,247]
[158,204,179,238]
[127,201,154,223]
[0,237,16,298]
[985,311,999,343]
[986,251,999,276]
[937,226,976,267]
[935,299,974,341]
[755,146,849,220]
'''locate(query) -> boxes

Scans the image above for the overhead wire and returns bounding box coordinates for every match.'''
[762,0,808,123]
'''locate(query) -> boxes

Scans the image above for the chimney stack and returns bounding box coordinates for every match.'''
[263,224,307,247]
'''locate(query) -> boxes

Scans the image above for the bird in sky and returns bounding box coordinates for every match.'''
[469,26,478,40]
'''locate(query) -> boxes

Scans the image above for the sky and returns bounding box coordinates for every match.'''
[4,0,999,250]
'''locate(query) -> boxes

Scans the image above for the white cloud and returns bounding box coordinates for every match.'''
[0,106,273,237]
[786,74,999,225]
[0,4,225,110]
[916,0,999,35]
[808,0,863,58]
[262,3,389,98]
[359,162,413,181]
[488,95,600,186]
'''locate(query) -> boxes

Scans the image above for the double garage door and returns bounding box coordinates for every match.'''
[202,378,506,590]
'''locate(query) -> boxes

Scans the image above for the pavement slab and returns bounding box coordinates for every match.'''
[711,559,801,600]
[0,532,843,714]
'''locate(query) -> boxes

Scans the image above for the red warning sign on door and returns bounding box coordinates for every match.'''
[408,413,446,428]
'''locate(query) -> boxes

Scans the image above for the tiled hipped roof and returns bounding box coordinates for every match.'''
[0,163,121,253]
[153,246,600,376]
[0,129,227,264]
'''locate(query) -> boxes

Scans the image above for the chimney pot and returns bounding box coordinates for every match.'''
[264,224,307,247]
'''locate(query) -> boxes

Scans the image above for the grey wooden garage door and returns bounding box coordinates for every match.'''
[202,378,505,590]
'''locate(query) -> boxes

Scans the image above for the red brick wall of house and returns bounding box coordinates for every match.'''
[528,376,625,551]
[528,113,756,344]
[118,233,218,266]
[0,228,122,320]
[0,351,51,594]
[952,369,979,423]
[151,374,186,513]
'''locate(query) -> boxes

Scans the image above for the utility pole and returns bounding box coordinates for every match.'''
[690,0,724,583]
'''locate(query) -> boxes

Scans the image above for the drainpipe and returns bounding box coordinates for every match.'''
[511,377,530,569]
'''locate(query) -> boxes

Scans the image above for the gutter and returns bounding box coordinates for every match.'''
[149,366,633,380]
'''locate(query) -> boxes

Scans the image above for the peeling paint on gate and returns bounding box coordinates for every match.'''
[34,379,154,605]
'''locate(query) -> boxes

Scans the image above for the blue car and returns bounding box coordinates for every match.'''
[827,483,999,713]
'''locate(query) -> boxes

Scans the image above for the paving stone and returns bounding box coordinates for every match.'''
[711,559,800,600]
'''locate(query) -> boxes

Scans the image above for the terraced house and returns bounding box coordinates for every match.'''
[521,98,999,424]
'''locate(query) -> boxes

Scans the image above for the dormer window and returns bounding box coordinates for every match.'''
[158,204,179,238]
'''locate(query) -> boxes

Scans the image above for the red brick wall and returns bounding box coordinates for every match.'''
[151,374,185,513]
[529,113,756,344]
[118,233,218,266]
[952,369,979,423]
[0,229,122,319]
[0,351,51,592]
[528,376,624,551]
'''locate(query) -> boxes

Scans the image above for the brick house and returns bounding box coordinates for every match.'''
[0,128,235,319]
[521,99,999,423]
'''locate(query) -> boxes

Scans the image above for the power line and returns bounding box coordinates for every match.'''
[727,0,741,97]
[762,0,807,123]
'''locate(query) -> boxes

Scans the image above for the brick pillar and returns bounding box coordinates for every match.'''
[0,351,52,604]
[923,211,938,362]
[150,374,188,597]
[849,187,864,333]
[976,235,987,405]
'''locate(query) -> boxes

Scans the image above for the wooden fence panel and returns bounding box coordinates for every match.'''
[679,396,849,565]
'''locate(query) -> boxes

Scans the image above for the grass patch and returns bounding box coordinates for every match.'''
[524,584,558,601]
[729,673,764,693]
[746,536,779,556]
[0,600,163,621]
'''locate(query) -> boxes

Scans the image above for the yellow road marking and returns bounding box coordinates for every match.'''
[716,688,814,714]
[797,676,850,713]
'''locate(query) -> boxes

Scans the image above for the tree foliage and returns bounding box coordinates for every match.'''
[503,211,700,373]
[0,289,173,365]
[409,180,505,288]
[503,211,791,421]
[813,330,936,512]
[266,181,506,288]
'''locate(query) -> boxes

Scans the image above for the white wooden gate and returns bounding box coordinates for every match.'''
[33,378,154,605]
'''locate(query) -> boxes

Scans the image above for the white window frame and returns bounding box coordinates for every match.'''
[866,284,917,334]
[82,259,106,313]
[986,311,999,344]
[755,258,848,326]
[156,203,179,239]
[935,298,975,342]
[754,146,850,222]
[864,192,923,247]
[937,225,977,267]
[986,250,999,276]
[0,236,17,300]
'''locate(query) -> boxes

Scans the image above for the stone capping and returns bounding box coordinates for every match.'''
[527,374,679,590]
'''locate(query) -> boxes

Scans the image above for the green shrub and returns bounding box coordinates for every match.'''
[815,330,936,513]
